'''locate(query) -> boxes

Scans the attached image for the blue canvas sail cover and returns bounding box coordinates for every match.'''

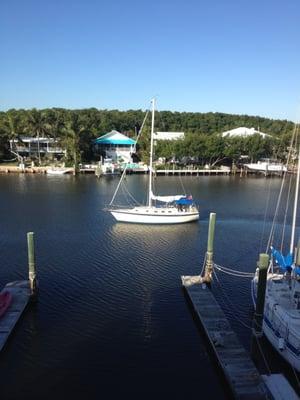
[271,247,293,271]
[175,196,194,205]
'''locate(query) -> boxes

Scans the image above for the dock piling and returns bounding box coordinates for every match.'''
[27,232,38,297]
[203,212,216,283]
[252,253,269,337]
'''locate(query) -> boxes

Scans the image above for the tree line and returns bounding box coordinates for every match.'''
[0,107,295,166]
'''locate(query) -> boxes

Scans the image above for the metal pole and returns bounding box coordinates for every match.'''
[148,98,155,207]
[252,253,269,336]
[290,146,300,254]
[27,232,37,297]
[204,213,216,283]
[295,237,300,266]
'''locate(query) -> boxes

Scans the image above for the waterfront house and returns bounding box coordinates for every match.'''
[9,137,66,160]
[93,130,136,163]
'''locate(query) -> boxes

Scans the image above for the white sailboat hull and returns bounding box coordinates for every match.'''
[110,206,199,224]
[263,315,300,372]
[252,273,300,372]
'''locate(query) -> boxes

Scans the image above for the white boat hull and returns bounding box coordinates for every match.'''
[110,206,199,224]
[245,163,287,172]
[252,273,300,371]
[46,168,72,175]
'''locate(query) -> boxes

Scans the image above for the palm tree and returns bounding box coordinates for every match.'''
[26,109,51,165]
[61,113,86,172]
[0,111,23,162]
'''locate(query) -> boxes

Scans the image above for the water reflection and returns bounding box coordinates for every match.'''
[0,174,296,399]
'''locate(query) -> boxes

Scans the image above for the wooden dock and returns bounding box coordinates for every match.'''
[0,280,31,352]
[156,169,231,176]
[182,280,270,399]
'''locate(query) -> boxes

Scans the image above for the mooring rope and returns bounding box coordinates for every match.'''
[213,263,255,278]
[212,269,253,330]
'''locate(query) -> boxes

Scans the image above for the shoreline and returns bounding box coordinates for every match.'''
[0,165,289,177]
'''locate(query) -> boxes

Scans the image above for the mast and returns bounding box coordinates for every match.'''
[290,145,300,254]
[148,98,155,207]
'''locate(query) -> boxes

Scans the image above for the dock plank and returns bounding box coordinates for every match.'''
[183,281,270,399]
[0,281,31,352]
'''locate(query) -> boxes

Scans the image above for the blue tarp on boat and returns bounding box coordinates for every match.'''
[175,198,193,205]
[271,247,293,271]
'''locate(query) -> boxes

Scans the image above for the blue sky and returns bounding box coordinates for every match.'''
[1,0,300,121]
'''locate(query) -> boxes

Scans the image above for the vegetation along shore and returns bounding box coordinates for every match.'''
[0,108,295,168]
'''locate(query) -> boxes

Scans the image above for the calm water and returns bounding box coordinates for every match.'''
[0,173,298,399]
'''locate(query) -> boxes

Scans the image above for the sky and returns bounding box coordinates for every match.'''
[1,0,300,121]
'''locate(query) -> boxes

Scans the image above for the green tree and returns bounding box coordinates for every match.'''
[26,109,51,165]
[61,113,86,168]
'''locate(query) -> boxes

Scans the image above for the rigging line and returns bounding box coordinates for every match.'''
[290,144,300,254]
[122,183,142,205]
[200,253,207,277]
[109,109,150,206]
[280,173,293,252]
[119,180,139,206]
[178,173,186,196]
[266,122,299,252]
[133,109,150,153]
[119,183,131,206]
[259,177,272,254]
[253,334,272,375]
[291,359,300,392]
[212,270,253,329]
[109,166,129,206]
[266,169,288,252]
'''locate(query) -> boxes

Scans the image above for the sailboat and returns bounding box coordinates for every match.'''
[251,125,300,371]
[108,99,199,224]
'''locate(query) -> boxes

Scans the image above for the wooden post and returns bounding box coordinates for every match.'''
[252,253,269,337]
[95,163,101,178]
[27,232,38,297]
[203,213,216,283]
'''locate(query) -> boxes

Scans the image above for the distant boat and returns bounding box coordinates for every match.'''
[121,162,149,173]
[0,291,12,318]
[99,158,121,176]
[46,167,73,175]
[245,158,287,173]
[108,99,199,224]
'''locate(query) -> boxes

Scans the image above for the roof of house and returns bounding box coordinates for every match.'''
[221,127,270,138]
[94,130,136,145]
[153,131,184,140]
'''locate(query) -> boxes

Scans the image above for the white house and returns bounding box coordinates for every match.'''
[9,137,66,159]
[153,131,184,140]
[93,130,136,163]
[221,127,270,138]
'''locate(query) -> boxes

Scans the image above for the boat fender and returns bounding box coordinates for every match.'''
[278,338,285,351]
